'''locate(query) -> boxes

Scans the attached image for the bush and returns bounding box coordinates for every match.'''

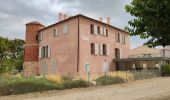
[0,77,58,95]
[0,76,89,95]
[62,79,88,89]
[161,64,170,76]
[96,75,125,86]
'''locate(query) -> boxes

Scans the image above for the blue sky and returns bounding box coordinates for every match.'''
[0,0,148,49]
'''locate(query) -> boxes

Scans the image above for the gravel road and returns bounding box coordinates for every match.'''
[1,77,170,100]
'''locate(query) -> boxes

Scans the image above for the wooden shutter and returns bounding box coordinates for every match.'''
[95,43,99,55]
[100,26,103,35]
[103,28,106,36]
[94,25,98,35]
[100,43,103,55]
[48,45,51,58]
[120,48,122,58]
[39,46,41,58]
[106,44,109,56]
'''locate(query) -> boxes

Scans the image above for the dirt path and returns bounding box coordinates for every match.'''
[1,77,170,100]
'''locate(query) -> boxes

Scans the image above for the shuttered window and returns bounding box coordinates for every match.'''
[116,33,120,43]
[54,28,58,37]
[95,43,99,55]
[97,26,100,34]
[99,43,103,55]
[90,24,94,34]
[103,44,107,55]
[94,25,98,35]
[40,45,51,58]
[91,43,95,54]
[63,24,68,34]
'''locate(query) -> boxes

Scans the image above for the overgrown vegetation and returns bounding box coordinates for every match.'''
[0,37,24,73]
[125,0,170,47]
[0,76,88,96]
[161,64,170,76]
[96,75,125,86]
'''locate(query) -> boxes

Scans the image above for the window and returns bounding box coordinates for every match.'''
[53,29,58,37]
[40,45,50,58]
[116,33,120,43]
[115,48,120,59]
[106,29,108,37]
[91,43,95,54]
[39,33,43,41]
[97,26,100,34]
[90,24,94,34]
[42,46,46,58]
[122,34,126,44]
[103,44,107,55]
[63,24,68,34]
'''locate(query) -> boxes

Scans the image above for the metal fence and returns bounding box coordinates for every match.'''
[99,69,162,83]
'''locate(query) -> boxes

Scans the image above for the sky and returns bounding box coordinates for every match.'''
[0,0,148,49]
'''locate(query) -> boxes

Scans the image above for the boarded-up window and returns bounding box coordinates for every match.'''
[63,24,68,34]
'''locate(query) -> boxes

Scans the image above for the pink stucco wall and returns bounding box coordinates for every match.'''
[78,17,130,78]
[37,15,130,78]
[38,18,79,77]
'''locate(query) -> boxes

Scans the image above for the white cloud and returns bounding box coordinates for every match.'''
[0,0,146,48]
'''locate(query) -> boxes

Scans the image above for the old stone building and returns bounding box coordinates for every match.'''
[23,13,130,78]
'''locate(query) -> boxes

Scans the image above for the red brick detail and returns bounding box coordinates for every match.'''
[24,22,45,62]
[24,46,39,61]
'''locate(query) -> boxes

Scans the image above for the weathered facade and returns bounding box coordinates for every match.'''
[23,14,130,78]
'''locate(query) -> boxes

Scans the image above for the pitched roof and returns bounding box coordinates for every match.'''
[38,14,128,33]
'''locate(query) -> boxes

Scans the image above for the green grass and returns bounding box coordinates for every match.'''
[96,75,125,86]
[161,64,170,76]
[0,76,88,95]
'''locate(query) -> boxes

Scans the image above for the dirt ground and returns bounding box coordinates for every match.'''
[1,77,170,100]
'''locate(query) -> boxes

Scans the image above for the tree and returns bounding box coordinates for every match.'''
[125,0,170,47]
[0,37,24,73]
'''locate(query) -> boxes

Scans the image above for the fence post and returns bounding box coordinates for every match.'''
[88,72,90,87]
[117,70,118,83]
[104,72,107,84]
[126,70,128,83]
[141,70,143,80]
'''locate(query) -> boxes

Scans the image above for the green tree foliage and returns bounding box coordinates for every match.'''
[125,0,170,47]
[0,37,24,73]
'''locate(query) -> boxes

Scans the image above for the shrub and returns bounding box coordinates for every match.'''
[161,64,170,76]
[62,79,88,89]
[0,77,58,95]
[96,75,125,86]
[0,76,89,95]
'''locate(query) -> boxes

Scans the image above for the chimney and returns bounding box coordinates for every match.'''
[107,17,110,25]
[99,17,103,22]
[63,14,68,20]
[59,13,63,21]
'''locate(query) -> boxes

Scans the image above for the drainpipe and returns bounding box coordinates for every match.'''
[77,16,80,74]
